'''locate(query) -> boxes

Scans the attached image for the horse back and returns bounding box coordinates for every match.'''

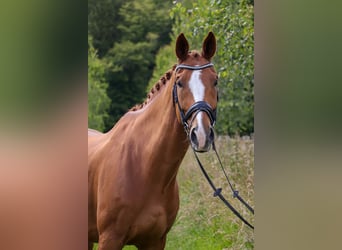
[88,128,103,136]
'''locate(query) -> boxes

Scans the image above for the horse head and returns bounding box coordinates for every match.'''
[173,32,218,152]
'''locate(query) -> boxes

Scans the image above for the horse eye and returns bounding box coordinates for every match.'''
[177,81,183,88]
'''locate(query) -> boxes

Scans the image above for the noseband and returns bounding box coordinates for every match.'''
[173,63,217,134]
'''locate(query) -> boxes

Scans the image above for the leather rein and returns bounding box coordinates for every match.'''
[173,63,254,230]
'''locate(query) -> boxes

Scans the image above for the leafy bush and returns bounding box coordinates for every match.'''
[88,37,111,132]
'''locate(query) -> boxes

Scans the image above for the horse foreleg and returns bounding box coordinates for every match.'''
[137,236,166,250]
[97,231,125,250]
[88,241,94,250]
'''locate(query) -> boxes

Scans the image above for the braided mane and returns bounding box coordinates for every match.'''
[130,64,176,111]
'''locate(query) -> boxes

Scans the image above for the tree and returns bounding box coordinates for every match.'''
[100,0,173,131]
[88,36,111,132]
[88,0,125,57]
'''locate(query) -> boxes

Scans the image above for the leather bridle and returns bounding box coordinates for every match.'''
[172,63,217,134]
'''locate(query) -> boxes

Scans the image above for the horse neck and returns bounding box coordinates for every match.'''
[137,78,189,188]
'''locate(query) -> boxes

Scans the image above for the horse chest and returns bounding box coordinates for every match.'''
[129,204,170,241]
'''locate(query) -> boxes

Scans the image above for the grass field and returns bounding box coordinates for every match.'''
[93,136,254,250]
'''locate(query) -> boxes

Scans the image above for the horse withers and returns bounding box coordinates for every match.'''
[88,32,218,250]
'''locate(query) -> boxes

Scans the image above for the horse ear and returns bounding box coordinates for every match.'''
[202,32,216,61]
[175,33,189,61]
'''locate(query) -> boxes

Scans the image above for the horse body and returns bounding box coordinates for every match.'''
[88,81,188,249]
[89,32,217,250]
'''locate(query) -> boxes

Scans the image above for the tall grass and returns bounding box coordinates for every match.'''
[165,136,254,250]
[93,136,254,250]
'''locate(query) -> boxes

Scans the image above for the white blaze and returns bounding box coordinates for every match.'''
[188,70,207,147]
[188,70,205,102]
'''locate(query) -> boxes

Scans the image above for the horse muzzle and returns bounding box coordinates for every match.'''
[189,124,215,152]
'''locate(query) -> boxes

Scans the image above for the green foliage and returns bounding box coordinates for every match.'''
[89,0,173,131]
[104,40,156,127]
[147,44,176,91]
[88,37,111,132]
[117,0,171,45]
[155,0,254,135]
[88,0,125,57]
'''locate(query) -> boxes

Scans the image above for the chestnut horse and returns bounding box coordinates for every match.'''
[88,32,218,250]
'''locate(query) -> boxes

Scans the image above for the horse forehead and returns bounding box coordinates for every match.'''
[185,53,207,65]
[188,70,205,102]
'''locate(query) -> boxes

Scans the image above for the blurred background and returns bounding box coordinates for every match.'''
[0,0,87,250]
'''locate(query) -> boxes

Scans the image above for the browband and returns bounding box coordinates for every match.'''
[175,63,214,72]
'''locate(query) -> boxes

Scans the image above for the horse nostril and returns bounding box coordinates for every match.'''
[209,127,215,141]
[190,128,198,146]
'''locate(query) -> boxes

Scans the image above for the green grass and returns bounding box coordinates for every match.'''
[93,136,254,250]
